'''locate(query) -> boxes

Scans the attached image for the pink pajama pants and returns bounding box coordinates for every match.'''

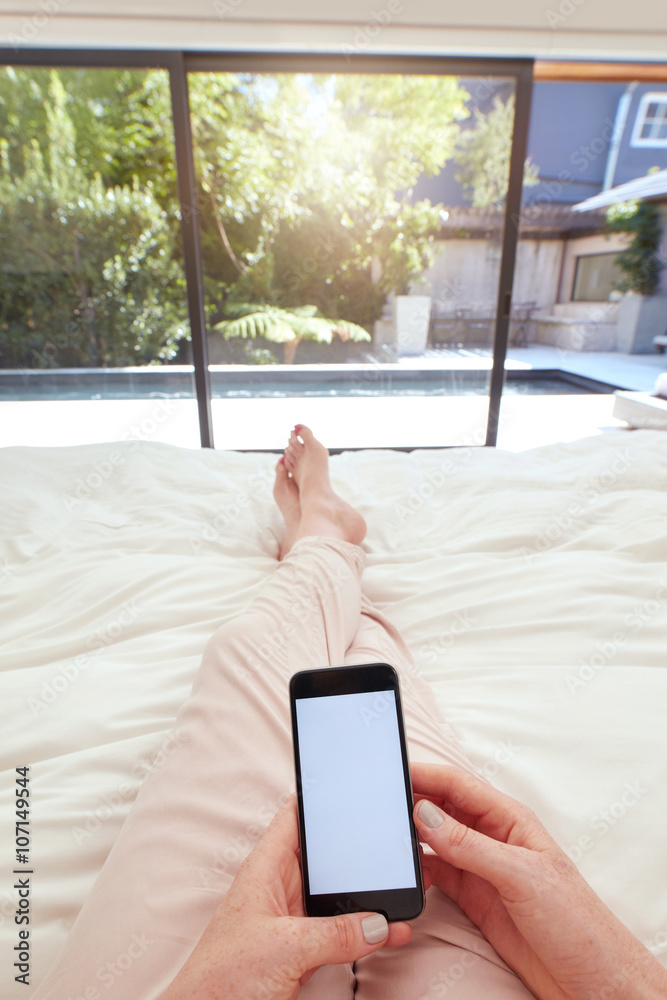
[33,537,535,1000]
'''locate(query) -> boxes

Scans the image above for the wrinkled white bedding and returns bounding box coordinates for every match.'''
[1,430,666,995]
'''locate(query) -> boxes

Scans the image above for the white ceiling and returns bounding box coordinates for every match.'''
[1,0,666,60]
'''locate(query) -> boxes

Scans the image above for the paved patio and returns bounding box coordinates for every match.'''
[0,344,663,452]
[392,344,667,393]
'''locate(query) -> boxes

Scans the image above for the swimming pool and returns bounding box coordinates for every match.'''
[212,376,591,399]
[0,369,604,401]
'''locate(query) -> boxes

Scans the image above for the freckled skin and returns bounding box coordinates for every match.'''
[159,799,411,1000]
[412,763,667,1000]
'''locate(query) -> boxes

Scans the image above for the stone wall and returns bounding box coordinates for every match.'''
[417,237,563,317]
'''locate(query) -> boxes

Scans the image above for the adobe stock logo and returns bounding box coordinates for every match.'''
[7,0,72,48]
[340,1,404,62]
[213,0,243,16]
[545,0,586,28]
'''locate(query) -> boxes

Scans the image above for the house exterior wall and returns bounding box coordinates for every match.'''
[416,80,667,212]
[512,239,564,307]
[524,82,626,206]
[611,84,667,188]
[416,224,663,352]
[415,81,641,210]
[417,236,562,314]
[418,234,639,318]
[412,230,667,353]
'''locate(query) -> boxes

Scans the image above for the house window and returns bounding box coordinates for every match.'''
[631,92,667,148]
[572,253,624,302]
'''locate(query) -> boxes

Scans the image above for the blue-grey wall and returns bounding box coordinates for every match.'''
[522,81,626,205]
[412,79,667,210]
[611,83,667,187]
[411,76,514,208]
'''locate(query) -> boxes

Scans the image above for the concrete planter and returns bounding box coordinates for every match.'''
[615,294,667,354]
[394,296,431,355]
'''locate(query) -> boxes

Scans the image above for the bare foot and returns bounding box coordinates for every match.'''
[272,456,301,560]
[282,424,366,551]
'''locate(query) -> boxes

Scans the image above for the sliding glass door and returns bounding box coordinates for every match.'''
[186,55,531,450]
[0,49,532,451]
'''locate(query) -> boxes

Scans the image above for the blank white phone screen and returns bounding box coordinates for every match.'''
[295,689,416,895]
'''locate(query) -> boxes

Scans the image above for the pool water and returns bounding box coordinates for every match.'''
[0,374,595,401]
[213,377,590,399]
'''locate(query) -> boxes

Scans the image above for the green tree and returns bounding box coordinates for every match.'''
[0,66,178,204]
[0,68,188,367]
[1,66,483,367]
[454,94,539,208]
[188,72,471,339]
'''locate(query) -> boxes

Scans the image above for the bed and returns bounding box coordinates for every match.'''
[1,427,667,996]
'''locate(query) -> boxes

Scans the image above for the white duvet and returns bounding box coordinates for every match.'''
[1,429,666,996]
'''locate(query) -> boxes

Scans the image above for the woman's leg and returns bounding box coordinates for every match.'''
[281,426,535,998]
[32,428,369,1000]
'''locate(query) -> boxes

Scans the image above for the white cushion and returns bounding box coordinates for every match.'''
[654,372,667,398]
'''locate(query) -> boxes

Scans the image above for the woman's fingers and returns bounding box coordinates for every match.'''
[237,795,299,872]
[411,762,546,848]
[294,912,412,975]
[412,762,513,821]
[413,797,535,899]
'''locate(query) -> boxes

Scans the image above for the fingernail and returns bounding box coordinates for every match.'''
[362,913,388,944]
[418,800,445,829]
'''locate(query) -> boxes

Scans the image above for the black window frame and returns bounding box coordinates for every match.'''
[0,47,534,450]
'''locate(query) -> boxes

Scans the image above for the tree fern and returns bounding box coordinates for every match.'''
[213,303,370,345]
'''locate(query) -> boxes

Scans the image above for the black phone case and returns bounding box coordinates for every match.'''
[290,662,425,922]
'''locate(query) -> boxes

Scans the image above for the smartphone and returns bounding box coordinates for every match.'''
[289,662,424,921]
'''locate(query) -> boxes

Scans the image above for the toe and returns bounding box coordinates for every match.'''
[273,457,289,494]
[294,424,313,444]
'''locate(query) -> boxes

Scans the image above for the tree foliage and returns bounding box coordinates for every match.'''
[188,72,470,338]
[213,301,370,363]
[215,302,369,344]
[0,67,188,367]
[454,94,539,208]
[1,65,483,366]
[606,199,664,296]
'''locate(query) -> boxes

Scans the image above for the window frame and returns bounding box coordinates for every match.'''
[630,90,667,149]
[0,46,534,450]
[571,251,624,302]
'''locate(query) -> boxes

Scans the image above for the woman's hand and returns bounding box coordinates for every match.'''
[412,762,667,1000]
[161,796,412,1000]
